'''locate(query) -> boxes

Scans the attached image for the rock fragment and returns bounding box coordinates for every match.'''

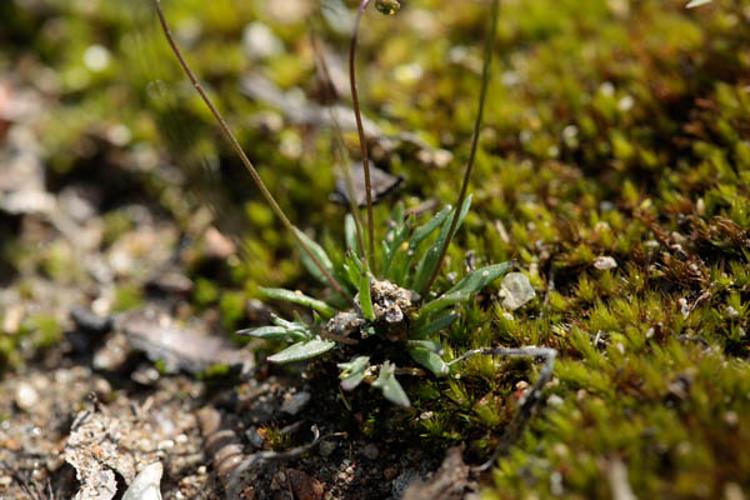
[499,272,536,310]
[593,256,618,270]
[123,462,163,500]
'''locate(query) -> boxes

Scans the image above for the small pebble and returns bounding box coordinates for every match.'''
[500,272,536,310]
[281,391,311,416]
[383,466,398,481]
[122,462,163,500]
[363,444,379,460]
[593,256,618,270]
[15,382,39,411]
[319,440,336,457]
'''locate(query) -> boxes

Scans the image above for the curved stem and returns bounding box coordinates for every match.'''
[153,0,345,297]
[309,31,367,261]
[423,0,499,292]
[349,0,376,274]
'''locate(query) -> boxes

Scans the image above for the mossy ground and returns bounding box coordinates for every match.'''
[1,0,749,498]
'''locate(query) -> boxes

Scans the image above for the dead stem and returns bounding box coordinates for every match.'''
[423,0,500,293]
[152,0,345,297]
[349,0,376,273]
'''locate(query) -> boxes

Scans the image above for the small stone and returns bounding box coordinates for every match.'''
[281,391,311,416]
[157,439,175,451]
[499,272,536,310]
[242,22,284,60]
[593,256,618,270]
[383,466,398,481]
[319,440,336,457]
[547,394,564,407]
[122,462,163,500]
[363,444,379,460]
[15,382,39,411]
[287,469,324,500]
[93,378,113,401]
[203,227,236,259]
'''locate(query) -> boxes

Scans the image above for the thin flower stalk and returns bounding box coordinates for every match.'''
[153,0,345,296]
[349,0,376,273]
[423,0,500,293]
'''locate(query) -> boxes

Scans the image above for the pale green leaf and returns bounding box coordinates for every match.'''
[260,287,336,318]
[293,228,335,286]
[422,262,511,315]
[372,362,410,407]
[344,214,359,256]
[267,337,336,363]
[408,344,449,377]
[337,356,370,391]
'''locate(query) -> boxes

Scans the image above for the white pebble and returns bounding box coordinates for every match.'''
[500,272,536,311]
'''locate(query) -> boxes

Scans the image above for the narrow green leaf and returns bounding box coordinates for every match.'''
[260,287,336,318]
[236,315,312,342]
[338,356,370,391]
[371,362,410,407]
[267,337,336,363]
[408,344,449,377]
[410,205,452,249]
[412,195,473,293]
[343,251,364,290]
[422,262,511,315]
[344,214,359,256]
[413,311,459,338]
[358,272,375,321]
[686,0,711,7]
[293,228,335,286]
[236,325,300,341]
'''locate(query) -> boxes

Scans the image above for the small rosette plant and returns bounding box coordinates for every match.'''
[238,198,510,407]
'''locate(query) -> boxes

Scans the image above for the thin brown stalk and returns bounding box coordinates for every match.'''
[349,0,376,273]
[309,31,367,261]
[423,0,500,292]
[153,0,345,297]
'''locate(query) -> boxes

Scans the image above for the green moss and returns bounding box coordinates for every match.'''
[113,283,145,312]
[2,0,749,496]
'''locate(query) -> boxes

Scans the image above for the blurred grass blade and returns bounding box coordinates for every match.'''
[371,361,410,407]
[293,228,335,286]
[422,262,511,315]
[260,287,337,318]
[410,205,451,249]
[267,337,337,363]
[345,214,359,256]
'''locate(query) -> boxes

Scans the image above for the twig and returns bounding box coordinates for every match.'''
[423,0,500,292]
[152,0,346,296]
[448,345,557,471]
